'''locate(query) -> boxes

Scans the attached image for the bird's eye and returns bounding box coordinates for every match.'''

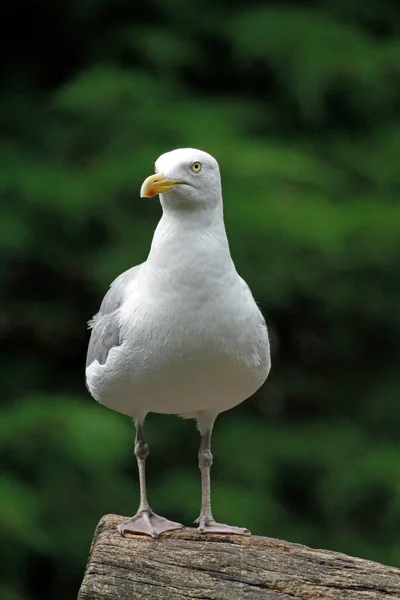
[190,161,203,173]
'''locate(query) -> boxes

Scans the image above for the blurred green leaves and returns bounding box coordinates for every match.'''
[1,0,400,599]
[229,7,399,123]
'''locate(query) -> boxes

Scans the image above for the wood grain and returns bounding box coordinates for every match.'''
[78,514,400,599]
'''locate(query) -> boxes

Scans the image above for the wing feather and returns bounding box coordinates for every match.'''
[85,264,142,368]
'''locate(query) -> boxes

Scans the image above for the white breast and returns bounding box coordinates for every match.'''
[86,209,271,420]
[86,274,270,419]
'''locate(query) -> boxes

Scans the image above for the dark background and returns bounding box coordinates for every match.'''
[1,1,400,599]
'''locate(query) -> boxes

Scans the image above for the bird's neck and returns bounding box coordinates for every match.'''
[144,204,235,289]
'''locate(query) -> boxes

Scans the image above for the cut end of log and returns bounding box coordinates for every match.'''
[78,514,400,599]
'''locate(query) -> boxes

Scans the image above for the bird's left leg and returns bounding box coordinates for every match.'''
[194,411,250,535]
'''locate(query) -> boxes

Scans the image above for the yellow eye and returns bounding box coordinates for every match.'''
[190,161,203,173]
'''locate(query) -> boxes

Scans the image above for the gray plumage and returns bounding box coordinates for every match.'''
[86,264,142,369]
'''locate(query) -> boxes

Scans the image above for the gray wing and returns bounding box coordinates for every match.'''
[86,264,142,369]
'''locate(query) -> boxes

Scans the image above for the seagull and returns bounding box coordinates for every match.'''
[85,148,271,537]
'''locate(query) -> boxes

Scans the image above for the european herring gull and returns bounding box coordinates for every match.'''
[86,148,270,537]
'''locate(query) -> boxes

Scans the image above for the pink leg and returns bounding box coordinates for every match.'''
[194,423,250,536]
[118,420,183,538]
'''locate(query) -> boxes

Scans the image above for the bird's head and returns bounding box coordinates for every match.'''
[140,148,222,212]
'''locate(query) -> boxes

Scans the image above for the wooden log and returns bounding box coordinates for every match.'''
[78,514,400,600]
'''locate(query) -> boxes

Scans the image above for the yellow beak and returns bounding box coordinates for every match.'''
[140,172,183,198]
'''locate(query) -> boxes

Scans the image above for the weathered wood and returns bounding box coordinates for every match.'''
[78,514,400,600]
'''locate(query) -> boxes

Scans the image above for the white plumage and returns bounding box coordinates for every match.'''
[86,148,270,537]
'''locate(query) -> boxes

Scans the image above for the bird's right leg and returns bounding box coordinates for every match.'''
[118,418,184,538]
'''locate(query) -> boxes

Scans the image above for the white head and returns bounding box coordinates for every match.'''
[140,148,222,212]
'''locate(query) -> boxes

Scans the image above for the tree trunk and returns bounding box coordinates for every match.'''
[78,514,400,599]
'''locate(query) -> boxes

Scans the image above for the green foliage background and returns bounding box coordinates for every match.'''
[1,0,400,598]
